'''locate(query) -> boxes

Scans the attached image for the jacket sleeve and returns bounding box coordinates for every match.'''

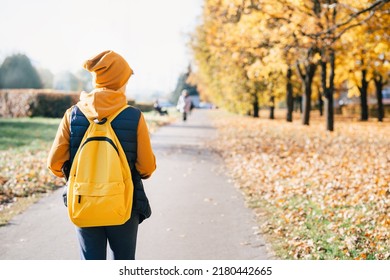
[47,109,71,178]
[136,113,156,179]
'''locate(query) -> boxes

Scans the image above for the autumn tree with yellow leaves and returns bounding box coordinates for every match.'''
[342,7,390,121]
[191,0,390,131]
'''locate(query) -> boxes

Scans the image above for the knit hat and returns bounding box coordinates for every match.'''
[83,50,133,90]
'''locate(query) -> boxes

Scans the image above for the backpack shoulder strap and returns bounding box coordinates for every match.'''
[107,105,130,123]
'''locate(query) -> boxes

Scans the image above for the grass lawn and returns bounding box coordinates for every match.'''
[0,117,61,150]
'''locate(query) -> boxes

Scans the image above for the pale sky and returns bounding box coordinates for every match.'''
[0,0,203,97]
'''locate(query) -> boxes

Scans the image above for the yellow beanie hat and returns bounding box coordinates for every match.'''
[83,50,133,90]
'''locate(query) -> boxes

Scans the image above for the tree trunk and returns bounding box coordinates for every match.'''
[327,50,335,132]
[322,49,335,131]
[301,63,317,126]
[374,74,384,122]
[286,67,294,122]
[302,85,311,125]
[359,69,369,121]
[318,87,324,116]
[269,95,275,120]
[253,92,259,118]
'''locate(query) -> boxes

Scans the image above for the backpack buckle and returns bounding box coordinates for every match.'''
[94,118,107,125]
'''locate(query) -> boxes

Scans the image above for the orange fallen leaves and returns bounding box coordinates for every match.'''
[210,111,390,260]
[0,149,63,207]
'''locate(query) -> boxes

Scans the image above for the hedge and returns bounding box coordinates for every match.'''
[0,89,79,118]
[132,101,154,112]
[0,89,154,118]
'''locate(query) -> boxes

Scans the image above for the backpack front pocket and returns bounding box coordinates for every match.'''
[70,182,127,226]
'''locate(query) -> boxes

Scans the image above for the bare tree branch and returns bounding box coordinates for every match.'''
[332,11,376,43]
[313,0,389,38]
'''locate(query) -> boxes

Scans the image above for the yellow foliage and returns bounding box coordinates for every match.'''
[191,0,390,114]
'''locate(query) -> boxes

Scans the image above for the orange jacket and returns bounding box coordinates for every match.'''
[47,88,156,179]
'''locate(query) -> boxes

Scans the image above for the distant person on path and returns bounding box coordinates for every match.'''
[153,99,168,115]
[47,50,156,260]
[176,89,192,121]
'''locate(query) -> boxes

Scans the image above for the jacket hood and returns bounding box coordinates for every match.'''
[76,88,127,120]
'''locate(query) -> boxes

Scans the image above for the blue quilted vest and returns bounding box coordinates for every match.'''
[69,106,152,223]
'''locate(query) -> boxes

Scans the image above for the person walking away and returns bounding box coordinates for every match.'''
[47,50,156,260]
[176,89,192,121]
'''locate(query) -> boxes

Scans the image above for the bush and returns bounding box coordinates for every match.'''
[131,101,154,112]
[0,89,79,118]
[0,89,155,118]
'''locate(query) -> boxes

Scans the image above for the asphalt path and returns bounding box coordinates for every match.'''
[0,109,271,260]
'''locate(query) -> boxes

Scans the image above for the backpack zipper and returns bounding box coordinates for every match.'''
[80,137,119,154]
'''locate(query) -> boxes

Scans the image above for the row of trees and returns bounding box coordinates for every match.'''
[191,0,390,130]
[0,54,92,92]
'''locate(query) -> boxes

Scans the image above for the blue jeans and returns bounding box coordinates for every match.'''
[75,213,139,260]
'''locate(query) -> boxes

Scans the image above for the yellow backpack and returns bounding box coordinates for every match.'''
[67,105,133,227]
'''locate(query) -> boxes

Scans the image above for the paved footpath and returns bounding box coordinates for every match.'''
[0,110,271,260]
